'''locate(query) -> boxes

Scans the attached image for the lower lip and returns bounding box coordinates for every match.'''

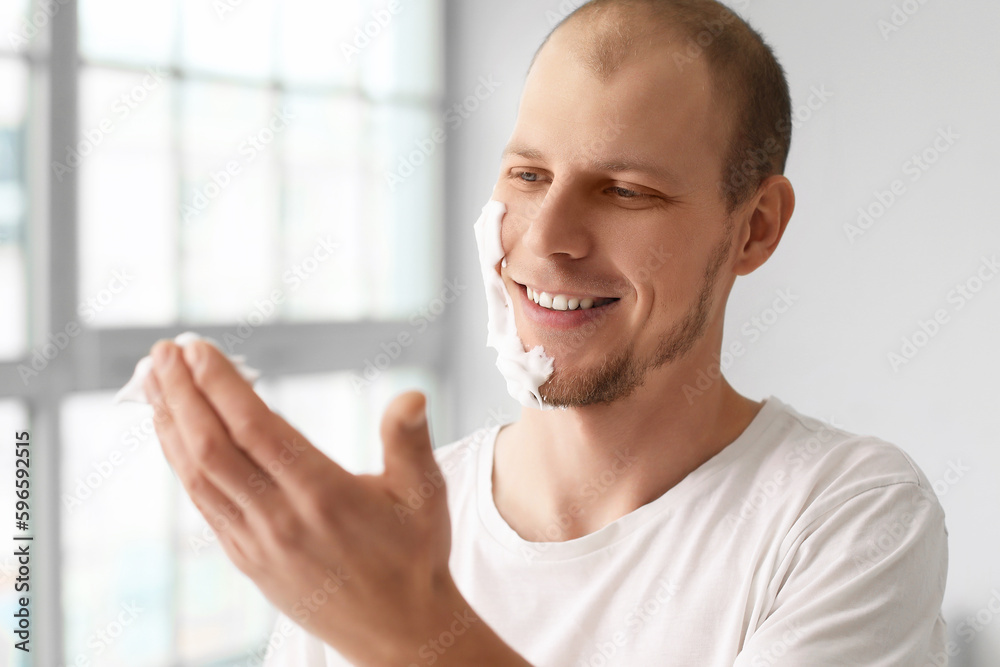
[517,283,620,330]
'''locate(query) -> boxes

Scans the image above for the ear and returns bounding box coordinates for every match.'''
[733,175,795,276]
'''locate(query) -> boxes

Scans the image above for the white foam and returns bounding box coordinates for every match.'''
[113,331,261,405]
[473,199,556,410]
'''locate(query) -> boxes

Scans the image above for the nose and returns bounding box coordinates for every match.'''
[514,178,592,261]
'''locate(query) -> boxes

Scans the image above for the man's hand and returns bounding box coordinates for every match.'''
[142,339,530,666]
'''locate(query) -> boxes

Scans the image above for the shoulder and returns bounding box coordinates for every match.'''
[753,397,945,539]
[768,397,935,494]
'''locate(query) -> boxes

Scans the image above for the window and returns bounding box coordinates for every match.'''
[0,1,447,664]
[76,0,445,325]
[59,368,439,665]
[0,0,31,360]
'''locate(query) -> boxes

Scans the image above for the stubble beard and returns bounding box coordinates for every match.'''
[537,224,734,408]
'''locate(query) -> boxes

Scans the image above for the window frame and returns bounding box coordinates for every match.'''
[0,2,451,664]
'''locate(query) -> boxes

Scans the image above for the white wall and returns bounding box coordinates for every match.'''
[443,1,1000,663]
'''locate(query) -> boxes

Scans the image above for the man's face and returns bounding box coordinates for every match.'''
[494,24,738,408]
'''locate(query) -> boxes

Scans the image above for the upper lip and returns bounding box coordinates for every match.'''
[514,280,618,300]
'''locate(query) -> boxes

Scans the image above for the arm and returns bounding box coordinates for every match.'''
[144,339,533,667]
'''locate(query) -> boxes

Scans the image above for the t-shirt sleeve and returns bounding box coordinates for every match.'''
[734,480,948,666]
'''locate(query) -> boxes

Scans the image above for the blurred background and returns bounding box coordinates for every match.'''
[0,0,997,665]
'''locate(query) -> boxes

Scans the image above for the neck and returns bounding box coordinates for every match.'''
[492,339,763,542]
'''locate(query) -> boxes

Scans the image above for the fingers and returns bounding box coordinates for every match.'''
[176,339,352,492]
[145,370,251,540]
[149,341,277,506]
[379,391,441,495]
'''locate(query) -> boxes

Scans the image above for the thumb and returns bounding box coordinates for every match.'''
[380,390,441,493]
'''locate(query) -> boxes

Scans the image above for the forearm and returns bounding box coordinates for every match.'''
[384,580,534,667]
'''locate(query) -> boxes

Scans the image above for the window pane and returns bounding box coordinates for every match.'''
[179,81,280,323]
[79,0,175,66]
[175,494,272,663]
[369,104,443,317]
[0,59,28,358]
[59,372,440,664]
[179,0,277,80]
[74,1,445,329]
[256,366,442,475]
[278,0,363,88]
[167,368,440,661]
[0,0,31,55]
[61,393,175,666]
[0,401,30,667]
[282,92,367,321]
[78,67,177,327]
[361,0,444,100]
[256,372,374,472]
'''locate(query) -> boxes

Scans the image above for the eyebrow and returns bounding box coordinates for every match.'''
[501,144,682,185]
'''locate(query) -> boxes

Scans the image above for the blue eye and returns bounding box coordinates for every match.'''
[612,186,642,198]
[517,171,539,182]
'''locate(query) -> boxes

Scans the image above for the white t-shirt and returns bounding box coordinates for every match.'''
[263,396,948,666]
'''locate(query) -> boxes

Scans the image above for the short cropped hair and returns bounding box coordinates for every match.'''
[531,0,793,214]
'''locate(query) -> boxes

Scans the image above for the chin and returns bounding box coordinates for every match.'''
[536,343,647,409]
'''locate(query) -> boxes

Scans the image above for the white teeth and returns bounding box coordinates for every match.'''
[526,286,607,312]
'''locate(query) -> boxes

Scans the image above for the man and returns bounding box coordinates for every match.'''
[143,1,948,665]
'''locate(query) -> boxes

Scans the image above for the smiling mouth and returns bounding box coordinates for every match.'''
[519,283,619,312]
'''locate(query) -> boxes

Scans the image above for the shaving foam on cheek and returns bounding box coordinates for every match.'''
[473,199,556,410]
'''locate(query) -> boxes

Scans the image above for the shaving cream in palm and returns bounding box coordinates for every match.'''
[473,199,555,410]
